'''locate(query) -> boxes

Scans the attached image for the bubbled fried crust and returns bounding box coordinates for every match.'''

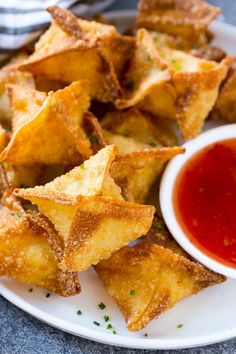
[60,195,155,271]
[0,211,81,296]
[110,146,184,203]
[146,215,190,258]
[95,240,225,331]
[83,112,106,154]
[47,6,85,39]
[212,60,236,122]
[137,0,220,30]
[31,213,81,296]
[18,7,126,103]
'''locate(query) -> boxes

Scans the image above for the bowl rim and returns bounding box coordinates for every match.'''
[160,124,236,278]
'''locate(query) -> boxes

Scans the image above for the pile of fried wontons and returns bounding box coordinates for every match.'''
[0,0,234,332]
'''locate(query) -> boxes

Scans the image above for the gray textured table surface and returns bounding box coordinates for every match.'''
[1,1,236,353]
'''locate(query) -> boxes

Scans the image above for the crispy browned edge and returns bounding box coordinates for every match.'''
[59,195,155,270]
[18,7,123,103]
[16,212,81,296]
[47,6,85,39]
[112,146,185,166]
[83,112,106,154]
[137,0,221,30]
[96,240,225,331]
[212,59,236,121]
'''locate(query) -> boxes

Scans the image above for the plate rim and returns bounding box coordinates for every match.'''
[1,10,236,350]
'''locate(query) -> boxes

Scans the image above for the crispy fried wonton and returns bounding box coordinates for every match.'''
[0,80,91,165]
[110,146,184,204]
[212,60,236,122]
[101,108,178,147]
[150,31,226,62]
[1,163,44,189]
[116,29,231,140]
[15,145,155,271]
[0,209,81,296]
[95,240,225,331]
[19,6,134,103]
[137,0,220,45]
[83,112,106,154]
[0,53,35,124]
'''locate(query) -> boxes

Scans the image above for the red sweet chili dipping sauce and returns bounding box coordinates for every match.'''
[174,138,236,269]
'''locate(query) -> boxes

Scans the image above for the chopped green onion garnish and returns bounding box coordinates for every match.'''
[80,163,85,170]
[146,55,152,62]
[144,333,148,337]
[104,315,109,322]
[149,142,156,147]
[29,288,33,292]
[2,163,9,169]
[172,59,182,71]
[93,321,100,326]
[112,330,117,335]
[77,310,82,315]
[107,324,112,329]
[98,302,106,310]
[154,222,163,231]
[10,212,21,218]
[130,290,136,296]
[89,134,98,143]
[46,293,50,298]
[177,324,184,328]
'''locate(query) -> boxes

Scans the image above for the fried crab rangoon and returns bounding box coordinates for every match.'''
[212,60,236,122]
[101,108,178,147]
[95,239,225,332]
[15,145,155,272]
[18,6,134,103]
[110,146,184,204]
[116,29,231,140]
[102,118,184,203]
[0,207,81,296]
[137,0,220,45]
[0,80,91,165]
[0,52,35,124]
[149,31,226,62]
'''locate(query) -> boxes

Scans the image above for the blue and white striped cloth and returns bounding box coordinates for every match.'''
[0,0,115,61]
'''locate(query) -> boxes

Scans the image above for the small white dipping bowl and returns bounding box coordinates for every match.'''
[160,124,236,278]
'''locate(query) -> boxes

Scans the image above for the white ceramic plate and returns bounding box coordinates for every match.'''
[1,11,236,350]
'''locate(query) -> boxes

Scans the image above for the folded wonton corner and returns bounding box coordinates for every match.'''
[95,239,225,331]
[137,0,221,45]
[116,29,232,140]
[14,145,155,272]
[0,80,91,165]
[19,6,134,103]
[0,208,81,296]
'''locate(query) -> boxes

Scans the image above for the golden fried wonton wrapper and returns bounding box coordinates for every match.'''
[110,146,184,204]
[0,209,81,296]
[15,145,120,201]
[101,108,178,147]
[0,80,91,165]
[95,240,225,332]
[137,0,220,45]
[212,60,236,122]
[1,163,44,189]
[150,31,226,62]
[83,112,106,154]
[0,125,8,152]
[19,6,134,103]
[116,29,231,140]
[104,130,152,155]
[15,145,155,271]
[0,52,35,124]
